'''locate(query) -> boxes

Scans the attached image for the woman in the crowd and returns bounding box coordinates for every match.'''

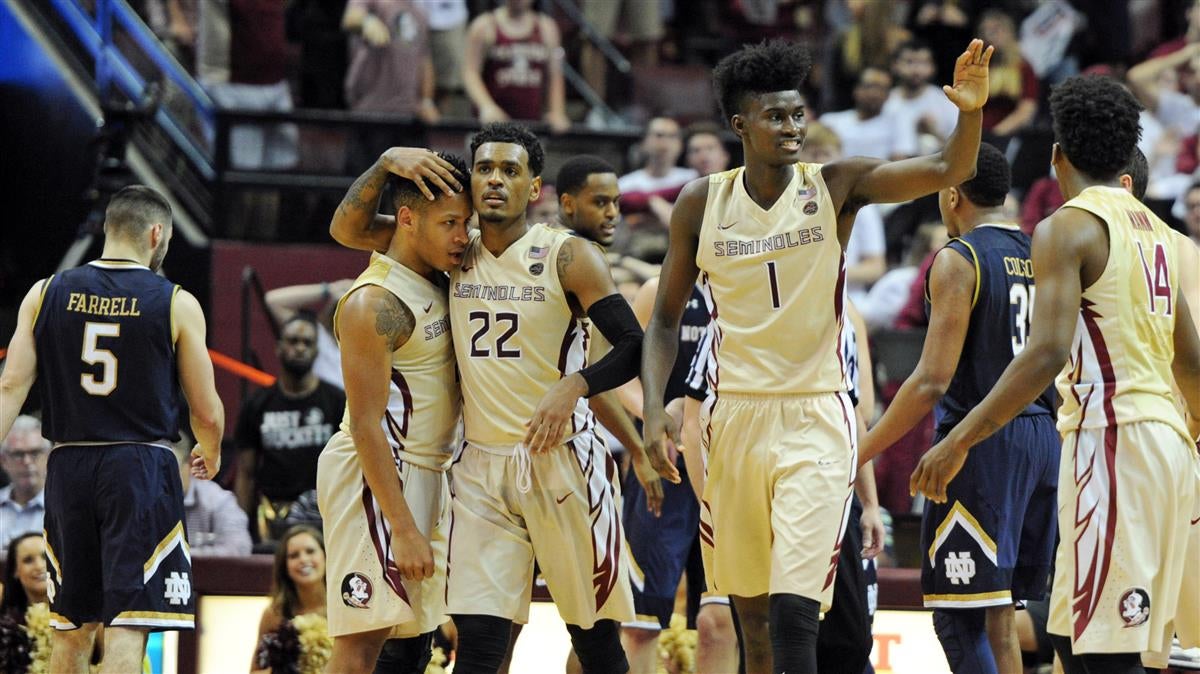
[251,525,328,673]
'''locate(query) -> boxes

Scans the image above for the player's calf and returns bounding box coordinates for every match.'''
[567,619,629,674]
[983,604,1021,674]
[49,624,100,674]
[326,627,392,674]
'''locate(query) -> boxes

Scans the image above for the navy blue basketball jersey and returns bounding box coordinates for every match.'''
[925,225,1055,432]
[665,286,710,404]
[33,260,181,443]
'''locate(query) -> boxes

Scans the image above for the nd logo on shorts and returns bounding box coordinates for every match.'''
[341,572,373,609]
[1119,588,1150,627]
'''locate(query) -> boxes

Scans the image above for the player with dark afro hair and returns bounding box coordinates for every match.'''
[470,122,545,177]
[712,39,813,123]
[1049,75,1142,181]
[389,152,471,211]
[958,142,1010,208]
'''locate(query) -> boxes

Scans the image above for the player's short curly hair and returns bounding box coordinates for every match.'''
[1050,75,1142,181]
[959,142,1010,208]
[712,40,812,123]
[388,152,469,211]
[556,155,616,196]
[470,122,545,177]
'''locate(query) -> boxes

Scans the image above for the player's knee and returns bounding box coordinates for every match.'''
[450,614,513,674]
[566,620,629,674]
[375,633,434,674]
[768,593,820,673]
[933,608,995,674]
[696,605,737,650]
[620,624,660,646]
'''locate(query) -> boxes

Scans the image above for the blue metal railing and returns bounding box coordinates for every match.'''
[48,0,215,180]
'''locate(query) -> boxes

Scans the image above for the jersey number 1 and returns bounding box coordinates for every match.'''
[765,261,781,310]
[81,322,120,396]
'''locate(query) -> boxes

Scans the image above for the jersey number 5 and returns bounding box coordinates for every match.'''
[1136,242,1173,316]
[81,322,120,396]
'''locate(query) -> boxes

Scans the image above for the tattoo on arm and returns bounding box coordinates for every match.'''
[337,167,388,223]
[556,238,576,284]
[374,293,415,349]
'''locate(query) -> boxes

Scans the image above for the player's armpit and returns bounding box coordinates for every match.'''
[0,281,46,440]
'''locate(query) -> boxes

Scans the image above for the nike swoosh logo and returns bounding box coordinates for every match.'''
[423,301,433,313]
[556,492,572,504]
[717,221,738,230]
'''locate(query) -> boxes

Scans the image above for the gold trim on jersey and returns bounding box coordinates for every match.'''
[32,275,55,326]
[113,610,196,621]
[923,590,1013,606]
[44,530,63,582]
[169,285,181,347]
[143,521,190,583]
[928,501,998,565]
[934,238,981,310]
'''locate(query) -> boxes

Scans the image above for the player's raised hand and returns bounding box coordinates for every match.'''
[641,405,683,485]
[525,373,588,454]
[909,437,969,504]
[190,444,220,480]
[944,39,994,112]
[378,147,464,201]
[393,528,435,581]
[630,448,665,517]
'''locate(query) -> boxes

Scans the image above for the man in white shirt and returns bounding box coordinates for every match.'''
[0,415,49,559]
[885,40,960,152]
[821,66,918,160]
[1128,42,1200,138]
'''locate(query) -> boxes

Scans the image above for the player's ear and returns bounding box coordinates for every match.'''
[946,186,960,211]
[396,205,417,231]
[529,176,542,203]
[149,222,164,248]
[559,191,574,216]
[1050,143,1062,169]
[730,114,746,140]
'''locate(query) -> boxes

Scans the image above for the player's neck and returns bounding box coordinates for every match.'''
[962,209,1012,233]
[479,216,530,256]
[386,241,436,283]
[742,161,795,210]
[98,242,150,267]
[1058,164,1122,200]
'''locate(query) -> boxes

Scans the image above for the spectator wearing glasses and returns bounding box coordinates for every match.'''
[0,415,49,560]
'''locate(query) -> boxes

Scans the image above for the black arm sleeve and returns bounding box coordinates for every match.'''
[578,294,644,397]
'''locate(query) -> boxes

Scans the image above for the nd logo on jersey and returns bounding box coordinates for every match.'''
[164,571,191,605]
[945,552,976,585]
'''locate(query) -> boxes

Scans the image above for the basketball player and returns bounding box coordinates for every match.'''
[858,143,1059,674]
[0,185,224,673]
[553,154,667,518]
[319,153,472,674]
[641,38,992,673]
[910,75,1200,674]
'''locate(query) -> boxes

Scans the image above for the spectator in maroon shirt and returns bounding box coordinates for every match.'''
[463,0,569,132]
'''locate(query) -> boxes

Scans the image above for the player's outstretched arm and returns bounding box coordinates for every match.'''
[173,289,225,479]
[825,40,991,216]
[338,286,433,580]
[329,147,463,252]
[642,179,706,473]
[1172,292,1200,433]
[0,281,46,440]
[911,209,1101,502]
[858,248,974,466]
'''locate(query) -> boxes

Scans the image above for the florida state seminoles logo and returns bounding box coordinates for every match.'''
[1118,588,1150,627]
[342,572,373,609]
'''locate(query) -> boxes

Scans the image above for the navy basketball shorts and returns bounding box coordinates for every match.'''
[44,443,194,630]
[922,414,1060,609]
[622,458,700,630]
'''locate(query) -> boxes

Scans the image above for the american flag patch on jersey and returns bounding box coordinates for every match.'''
[528,246,549,259]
